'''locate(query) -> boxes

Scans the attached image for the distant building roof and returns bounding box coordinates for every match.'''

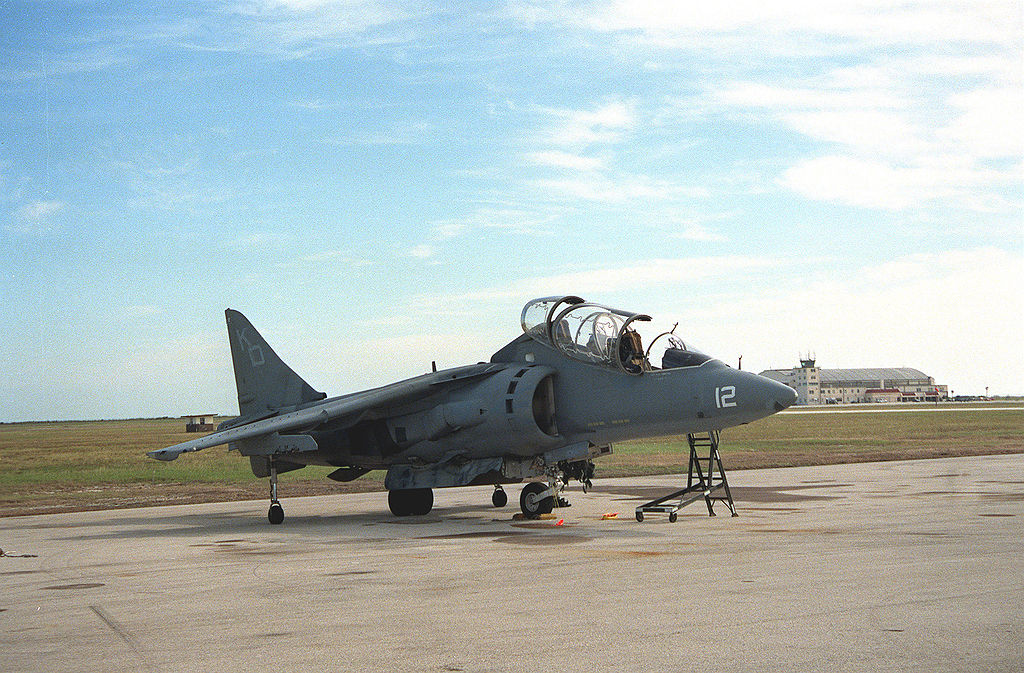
[818,368,930,384]
[759,367,934,385]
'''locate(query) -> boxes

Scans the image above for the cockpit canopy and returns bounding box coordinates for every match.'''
[520,296,714,375]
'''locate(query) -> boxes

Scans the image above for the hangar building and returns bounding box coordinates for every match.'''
[759,358,948,405]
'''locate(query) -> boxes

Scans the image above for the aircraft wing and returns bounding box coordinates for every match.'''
[148,363,507,461]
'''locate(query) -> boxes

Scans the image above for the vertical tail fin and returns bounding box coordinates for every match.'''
[225,309,326,417]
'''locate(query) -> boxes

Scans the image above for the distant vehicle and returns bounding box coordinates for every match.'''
[148,296,796,523]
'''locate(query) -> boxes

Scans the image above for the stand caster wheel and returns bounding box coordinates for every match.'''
[635,511,644,522]
[668,512,677,523]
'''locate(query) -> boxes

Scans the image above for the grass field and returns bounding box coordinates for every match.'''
[2,403,1022,516]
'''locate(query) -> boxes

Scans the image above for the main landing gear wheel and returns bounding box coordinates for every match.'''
[520,481,555,517]
[492,487,508,508]
[268,502,284,525]
[388,488,434,517]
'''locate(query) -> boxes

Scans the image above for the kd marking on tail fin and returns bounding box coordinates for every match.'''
[237,328,265,367]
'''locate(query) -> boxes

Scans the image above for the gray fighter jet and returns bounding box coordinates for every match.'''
[148,296,796,523]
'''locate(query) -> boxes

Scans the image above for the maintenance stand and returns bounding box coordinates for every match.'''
[635,431,737,522]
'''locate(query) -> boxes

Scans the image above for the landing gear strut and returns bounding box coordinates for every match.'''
[267,461,284,525]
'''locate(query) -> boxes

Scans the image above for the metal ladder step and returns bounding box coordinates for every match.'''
[636,431,737,522]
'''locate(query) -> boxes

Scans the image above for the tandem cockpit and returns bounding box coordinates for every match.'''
[520,296,716,375]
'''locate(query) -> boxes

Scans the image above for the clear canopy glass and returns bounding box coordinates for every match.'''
[520,296,713,375]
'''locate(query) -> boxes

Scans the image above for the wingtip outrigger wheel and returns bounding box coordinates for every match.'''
[267,460,284,525]
[491,486,508,508]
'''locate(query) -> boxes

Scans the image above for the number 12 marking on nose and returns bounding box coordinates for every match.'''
[715,386,737,408]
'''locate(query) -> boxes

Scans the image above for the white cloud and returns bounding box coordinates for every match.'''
[227,232,281,250]
[526,150,605,171]
[8,200,65,235]
[220,1,423,57]
[781,110,928,158]
[0,47,128,83]
[326,120,433,146]
[710,76,922,161]
[780,156,923,210]
[532,173,707,203]
[781,152,1022,211]
[697,247,1024,395]
[16,200,64,221]
[528,256,778,294]
[940,86,1024,159]
[901,53,1020,81]
[301,250,373,266]
[415,255,782,309]
[523,100,713,205]
[429,207,558,240]
[673,223,728,242]
[712,80,896,112]
[549,0,1023,215]
[708,55,1022,211]
[409,243,435,259]
[432,222,467,240]
[540,100,636,146]
[289,98,334,110]
[123,305,163,319]
[568,0,1019,48]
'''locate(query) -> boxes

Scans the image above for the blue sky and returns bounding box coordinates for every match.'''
[1,0,1021,421]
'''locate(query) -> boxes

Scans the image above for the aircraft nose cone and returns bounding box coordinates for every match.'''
[771,382,798,412]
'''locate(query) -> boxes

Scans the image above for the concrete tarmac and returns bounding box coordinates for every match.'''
[2,455,1022,673]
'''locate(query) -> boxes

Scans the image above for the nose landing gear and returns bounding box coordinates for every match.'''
[517,459,595,518]
[519,481,555,516]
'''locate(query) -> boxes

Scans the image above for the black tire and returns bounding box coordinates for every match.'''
[520,482,554,517]
[492,488,508,508]
[411,488,433,516]
[268,503,284,525]
[388,489,411,517]
[635,511,644,522]
[668,511,678,523]
[389,488,433,516]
